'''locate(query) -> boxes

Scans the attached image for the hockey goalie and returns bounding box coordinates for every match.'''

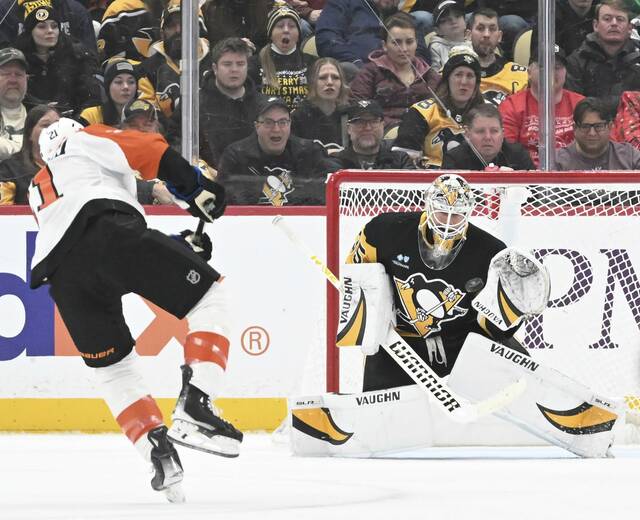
[290,174,628,458]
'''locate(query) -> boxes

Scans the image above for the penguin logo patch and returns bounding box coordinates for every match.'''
[394,273,467,338]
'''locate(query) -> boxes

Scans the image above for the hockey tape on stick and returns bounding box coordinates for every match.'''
[272,215,526,423]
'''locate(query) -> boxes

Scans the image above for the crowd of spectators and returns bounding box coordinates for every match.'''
[0,0,640,209]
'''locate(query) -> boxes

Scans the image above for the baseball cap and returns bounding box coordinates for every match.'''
[0,47,27,68]
[529,44,567,66]
[121,99,157,123]
[345,100,384,122]
[434,0,463,26]
[256,96,290,119]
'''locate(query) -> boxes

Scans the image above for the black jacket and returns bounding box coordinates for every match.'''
[0,151,37,204]
[441,140,534,171]
[217,133,340,206]
[198,74,267,168]
[15,32,101,116]
[566,33,640,111]
[291,99,346,152]
[532,0,596,57]
[333,141,415,170]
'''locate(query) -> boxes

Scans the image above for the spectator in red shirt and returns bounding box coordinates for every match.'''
[499,46,584,167]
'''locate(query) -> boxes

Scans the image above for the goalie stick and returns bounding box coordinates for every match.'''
[272,215,526,423]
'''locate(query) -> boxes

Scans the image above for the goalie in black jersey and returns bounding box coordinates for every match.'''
[345,174,542,391]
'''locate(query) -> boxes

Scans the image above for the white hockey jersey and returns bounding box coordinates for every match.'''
[28,124,169,277]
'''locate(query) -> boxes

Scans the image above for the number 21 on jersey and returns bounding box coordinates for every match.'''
[32,167,63,211]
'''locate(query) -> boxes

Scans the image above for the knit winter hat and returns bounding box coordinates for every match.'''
[442,46,481,83]
[103,59,139,92]
[266,5,302,38]
[22,0,61,33]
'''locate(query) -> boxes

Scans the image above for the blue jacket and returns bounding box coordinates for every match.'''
[316,0,428,65]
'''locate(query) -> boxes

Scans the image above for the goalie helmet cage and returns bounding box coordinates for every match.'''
[325,170,640,400]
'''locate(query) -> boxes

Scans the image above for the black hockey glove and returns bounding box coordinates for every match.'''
[168,166,226,223]
[172,229,213,261]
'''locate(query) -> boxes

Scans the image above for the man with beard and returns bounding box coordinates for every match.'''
[467,8,528,106]
[333,100,415,169]
[316,0,429,79]
[141,0,210,117]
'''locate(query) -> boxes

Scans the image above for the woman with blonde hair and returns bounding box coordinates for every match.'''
[291,57,349,151]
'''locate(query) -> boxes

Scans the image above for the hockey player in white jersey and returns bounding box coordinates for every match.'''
[28,118,242,502]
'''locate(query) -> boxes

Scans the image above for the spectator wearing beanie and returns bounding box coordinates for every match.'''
[15,0,101,117]
[248,4,316,111]
[79,59,157,126]
[0,0,97,54]
[394,46,486,168]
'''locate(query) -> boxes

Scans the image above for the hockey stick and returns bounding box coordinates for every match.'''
[272,215,526,423]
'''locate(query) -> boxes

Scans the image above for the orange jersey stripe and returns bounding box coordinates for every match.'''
[82,124,169,180]
[184,331,230,369]
[115,395,164,443]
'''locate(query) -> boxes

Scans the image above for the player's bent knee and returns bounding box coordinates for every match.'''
[186,279,231,337]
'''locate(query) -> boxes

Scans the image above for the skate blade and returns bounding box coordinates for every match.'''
[163,482,186,504]
[168,420,240,458]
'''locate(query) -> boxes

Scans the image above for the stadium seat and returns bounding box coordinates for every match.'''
[384,125,399,141]
[301,35,318,57]
[513,29,532,67]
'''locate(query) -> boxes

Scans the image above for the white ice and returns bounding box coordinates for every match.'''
[2,433,638,520]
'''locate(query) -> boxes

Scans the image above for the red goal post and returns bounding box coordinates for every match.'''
[325,170,640,398]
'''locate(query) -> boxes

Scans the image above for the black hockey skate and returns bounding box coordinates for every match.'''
[147,425,185,503]
[168,364,243,457]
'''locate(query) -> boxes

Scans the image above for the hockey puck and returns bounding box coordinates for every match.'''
[465,277,484,293]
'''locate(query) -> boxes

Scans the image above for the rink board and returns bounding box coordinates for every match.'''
[1,205,640,432]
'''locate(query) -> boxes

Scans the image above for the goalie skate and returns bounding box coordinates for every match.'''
[147,426,185,503]
[168,365,243,457]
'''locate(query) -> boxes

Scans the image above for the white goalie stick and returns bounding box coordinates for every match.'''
[272,215,527,423]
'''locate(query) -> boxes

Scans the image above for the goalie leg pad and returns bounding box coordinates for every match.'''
[448,333,623,458]
[337,263,394,355]
[472,248,551,331]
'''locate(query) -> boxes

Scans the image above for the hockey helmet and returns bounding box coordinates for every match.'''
[38,117,84,164]
[419,174,475,269]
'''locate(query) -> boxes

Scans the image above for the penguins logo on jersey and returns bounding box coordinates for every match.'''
[256,166,294,206]
[431,127,465,153]
[394,273,467,337]
[291,407,353,445]
[483,90,508,106]
[537,402,618,435]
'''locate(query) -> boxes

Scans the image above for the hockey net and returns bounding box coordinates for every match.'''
[325,170,640,412]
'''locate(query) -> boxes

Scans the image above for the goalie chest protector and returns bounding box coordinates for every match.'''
[348,211,506,374]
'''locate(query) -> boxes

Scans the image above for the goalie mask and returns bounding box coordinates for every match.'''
[418,174,475,270]
[38,118,84,164]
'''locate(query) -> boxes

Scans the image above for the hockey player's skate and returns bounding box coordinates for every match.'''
[148,425,185,503]
[168,364,243,457]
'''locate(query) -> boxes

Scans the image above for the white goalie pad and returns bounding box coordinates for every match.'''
[336,263,394,355]
[472,248,551,331]
[448,333,624,458]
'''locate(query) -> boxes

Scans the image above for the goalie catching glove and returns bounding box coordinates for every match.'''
[472,248,550,331]
[167,166,226,223]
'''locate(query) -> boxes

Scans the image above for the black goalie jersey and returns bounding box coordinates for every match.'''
[346,211,509,391]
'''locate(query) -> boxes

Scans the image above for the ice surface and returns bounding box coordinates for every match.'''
[1,433,638,520]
